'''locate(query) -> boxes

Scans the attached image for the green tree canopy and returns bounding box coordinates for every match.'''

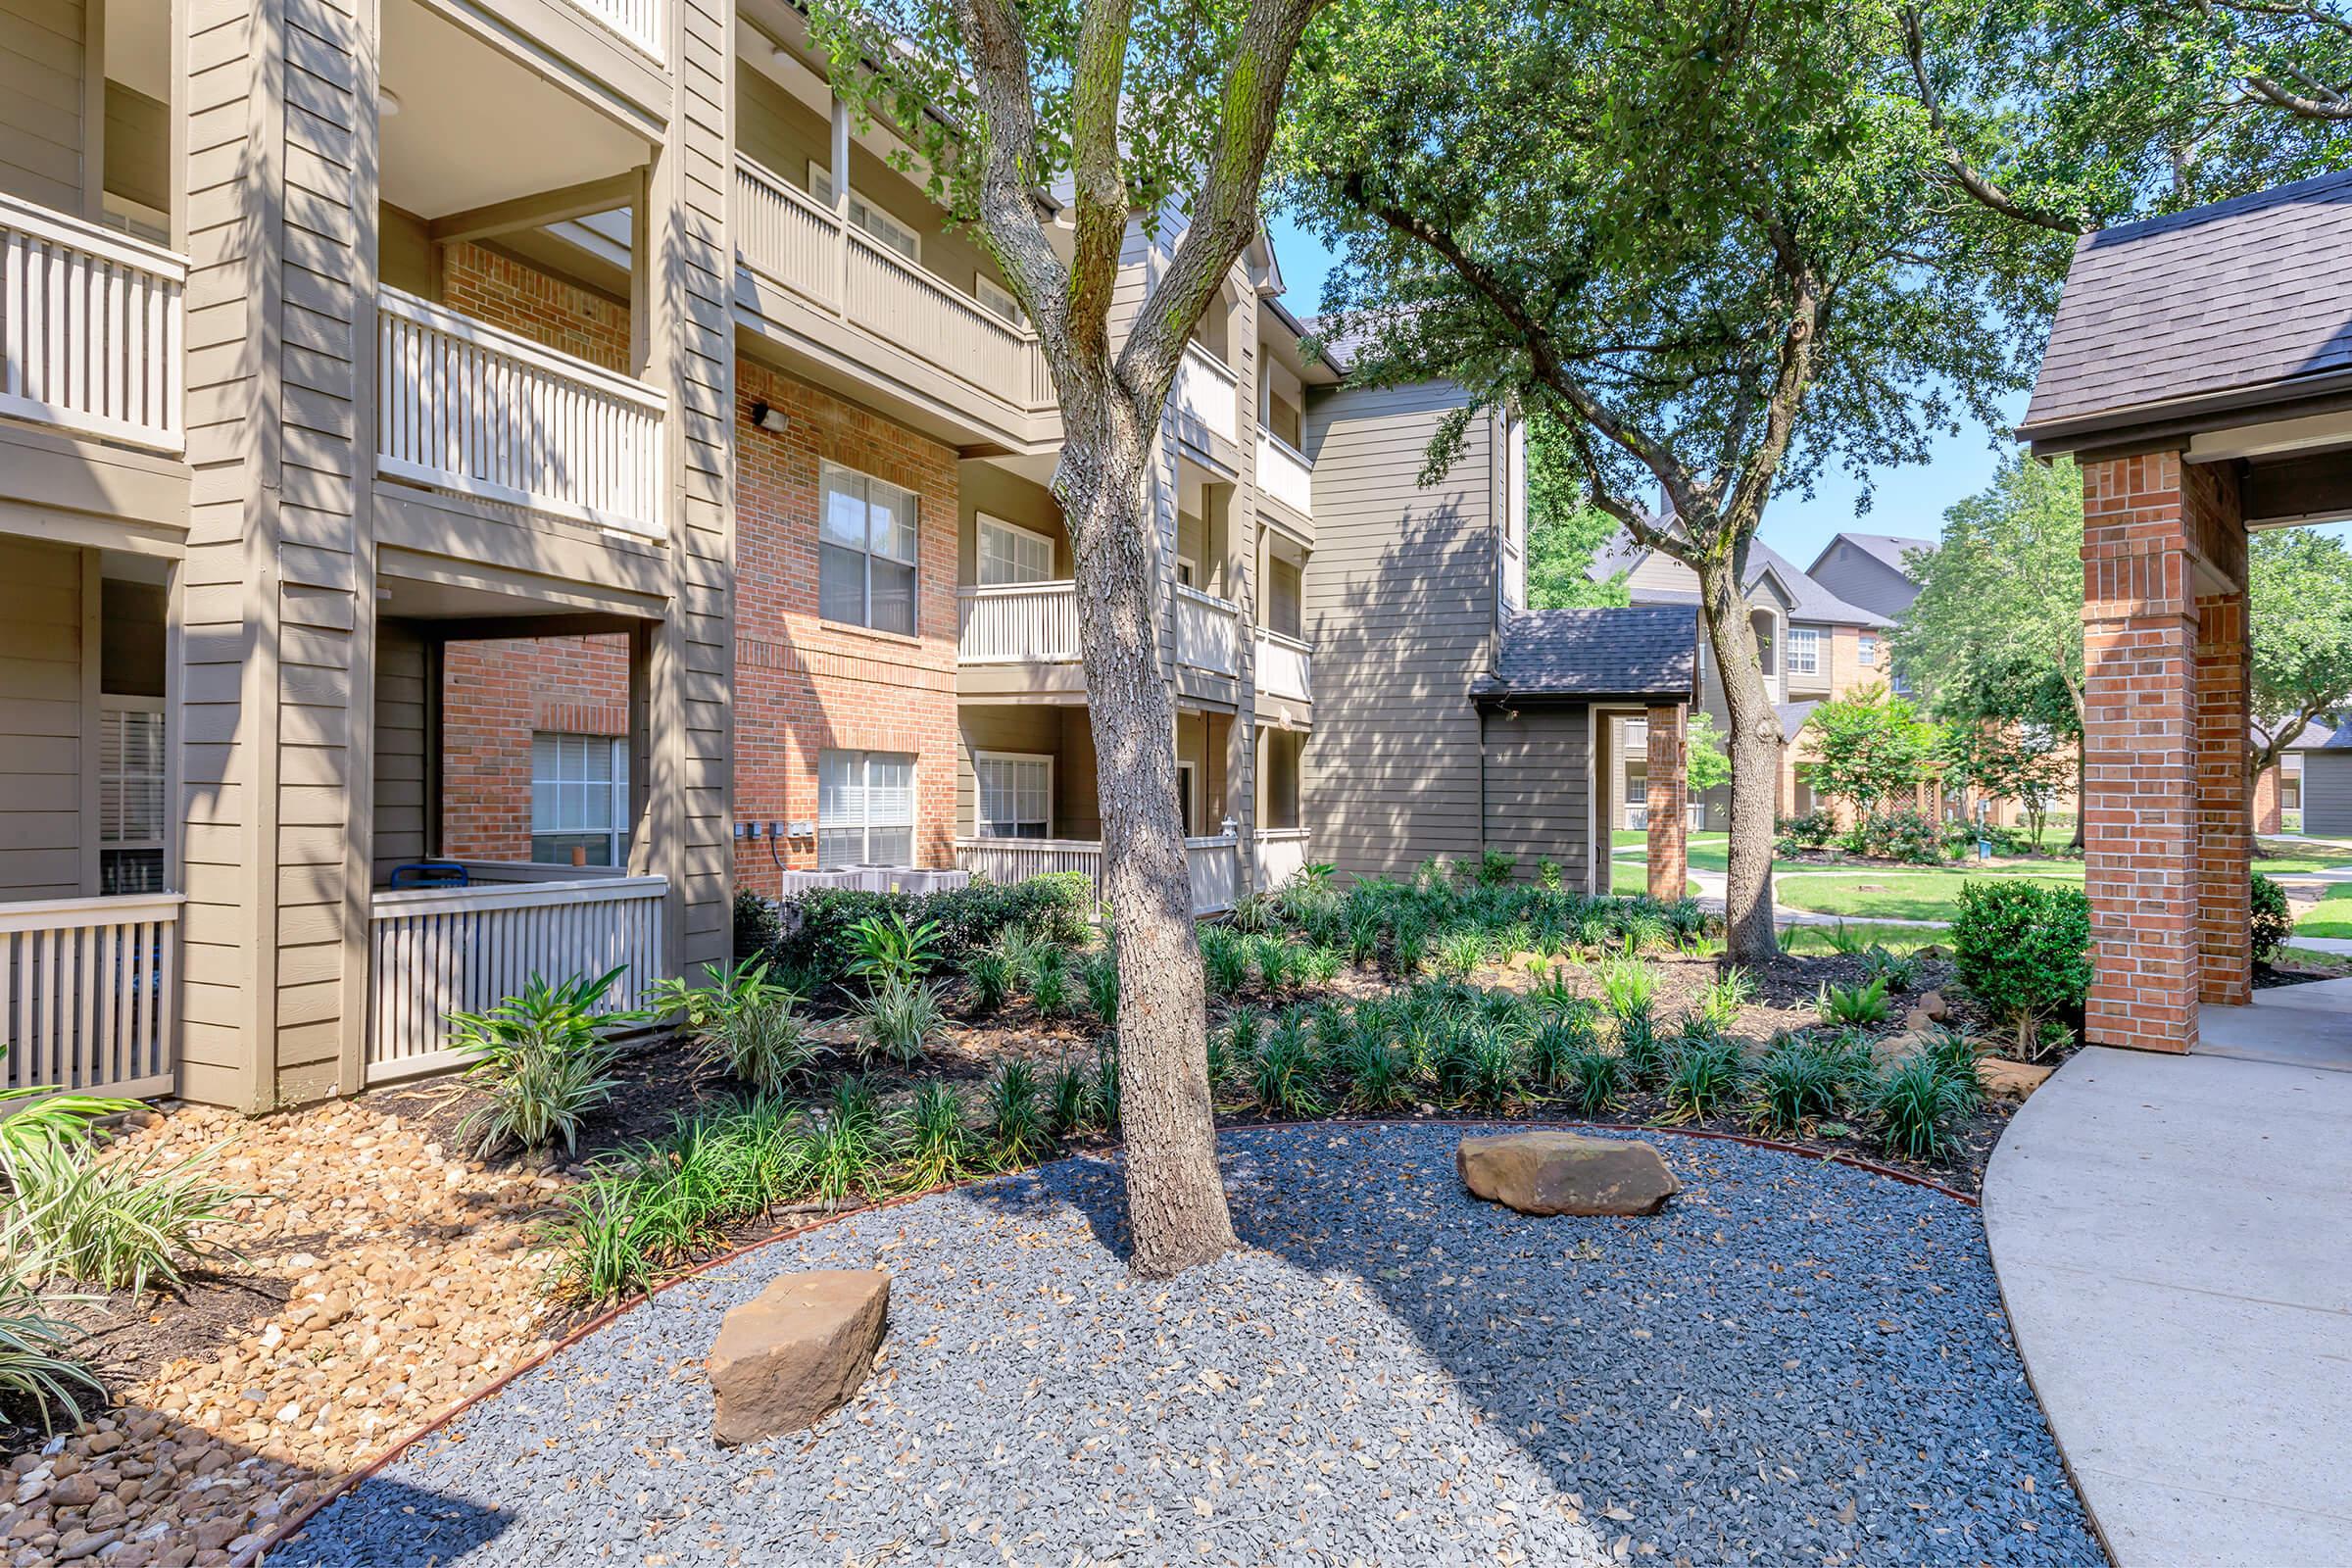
[1526,413,1628,611]
[1803,684,1942,818]
[2248,528,2352,777]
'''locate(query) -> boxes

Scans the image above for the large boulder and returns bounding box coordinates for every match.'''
[707,1269,890,1446]
[1457,1132,1679,1217]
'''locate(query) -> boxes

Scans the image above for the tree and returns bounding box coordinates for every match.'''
[1939,717,2074,847]
[808,0,1332,1275]
[1686,711,1733,796]
[1803,684,1941,820]
[1280,0,2034,962]
[1526,413,1630,611]
[2248,528,2352,781]
[1887,452,2087,840]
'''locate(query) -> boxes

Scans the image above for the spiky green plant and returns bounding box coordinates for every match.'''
[1298,944,1344,986]
[1750,1037,1847,1137]
[1029,948,1072,1018]
[808,1076,896,1205]
[1081,952,1121,1028]
[1615,1004,1666,1086]
[1248,1020,1326,1119]
[448,968,632,1156]
[702,989,816,1093]
[1817,976,1892,1027]
[891,1083,974,1192]
[984,1059,1055,1167]
[1525,1014,1592,1095]
[1200,924,1250,998]
[1250,935,1294,991]
[1,1135,242,1297]
[1861,944,1925,992]
[1457,1027,1521,1112]
[1696,966,1759,1030]
[1334,1031,1411,1113]
[1045,1055,1096,1136]
[1563,1043,1627,1114]
[1596,953,1659,1020]
[845,909,943,988]
[1870,1053,1980,1161]
[0,1270,101,1434]
[1822,919,1869,956]
[1433,928,1485,979]
[855,975,945,1065]
[961,946,1016,1014]
[1091,1045,1121,1131]
[1660,1036,1747,1125]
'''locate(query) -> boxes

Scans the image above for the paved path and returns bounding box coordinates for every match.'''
[1984,992,2352,1566]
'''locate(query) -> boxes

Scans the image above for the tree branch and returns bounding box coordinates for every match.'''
[950,0,1071,342]
[1066,0,1137,352]
[1115,0,1329,415]
[1721,217,1820,537]
[2245,71,2352,116]
[1900,7,2090,236]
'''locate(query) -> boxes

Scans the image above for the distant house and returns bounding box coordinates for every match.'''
[1298,379,1696,893]
[1806,532,1932,621]
[1591,533,1894,826]
[2258,720,2350,835]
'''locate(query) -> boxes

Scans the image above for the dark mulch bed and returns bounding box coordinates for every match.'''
[2258,956,2350,987]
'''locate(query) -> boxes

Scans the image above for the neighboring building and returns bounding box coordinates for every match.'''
[1297,378,1695,894]
[1805,532,1931,621]
[0,0,1338,1110]
[1591,535,1894,826]
[2258,720,2348,835]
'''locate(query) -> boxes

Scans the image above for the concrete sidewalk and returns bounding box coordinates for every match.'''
[1984,1024,2352,1566]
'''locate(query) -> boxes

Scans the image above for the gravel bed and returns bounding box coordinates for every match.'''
[274,1125,2101,1567]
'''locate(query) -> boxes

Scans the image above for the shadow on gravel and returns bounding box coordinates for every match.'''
[263,1477,512,1567]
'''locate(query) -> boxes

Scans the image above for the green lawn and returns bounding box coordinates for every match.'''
[1776,921,1950,956]
[2254,856,2352,875]
[2296,885,2352,940]
[1609,860,1700,898]
[1775,862,2084,922]
[1610,829,1731,872]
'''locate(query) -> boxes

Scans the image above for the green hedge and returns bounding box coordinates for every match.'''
[740,873,1093,982]
[1951,878,2091,1050]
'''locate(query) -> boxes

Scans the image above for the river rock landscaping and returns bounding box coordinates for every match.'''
[274,1123,2100,1568]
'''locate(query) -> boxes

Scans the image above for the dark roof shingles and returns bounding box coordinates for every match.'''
[1477,606,1697,699]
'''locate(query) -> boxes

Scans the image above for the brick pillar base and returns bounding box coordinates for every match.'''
[1646,703,1687,902]
[2080,454,2246,1053]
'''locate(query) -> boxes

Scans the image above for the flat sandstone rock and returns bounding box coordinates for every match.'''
[708,1268,890,1446]
[1457,1131,1679,1217]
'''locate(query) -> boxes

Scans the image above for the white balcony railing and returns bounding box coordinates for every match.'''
[1256,429,1312,515]
[957,581,1080,663]
[0,893,182,1103]
[1255,629,1311,704]
[1186,834,1241,914]
[1254,828,1310,893]
[0,194,185,453]
[735,156,1052,415]
[954,836,1241,916]
[376,286,666,537]
[567,0,663,60]
[1174,584,1242,677]
[366,874,667,1083]
[1176,342,1240,446]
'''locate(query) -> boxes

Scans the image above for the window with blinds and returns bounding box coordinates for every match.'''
[1787,626,1821,676]
[532,733,630,867]
[818,750,916,868]
[808,167,922,261]
[977,514,1054,586]
[99,698,167,896]
[974,753,1051,839]
[820,464,921,634]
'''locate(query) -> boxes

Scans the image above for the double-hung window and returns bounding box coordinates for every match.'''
[974,753,1052,839]
[1786,627,1821,677]
[976,514,1054,586]
[99,698,167,896]
[1858,634,1879,668]
[821,464,920,634]
[819,750,916,867]
[808,167,921,262]
[532,733,630,867]
[975,273,1025,325]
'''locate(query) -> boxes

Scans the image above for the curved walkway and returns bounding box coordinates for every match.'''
[1984,1014,2352,1566]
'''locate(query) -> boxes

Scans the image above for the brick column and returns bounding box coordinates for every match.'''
[1646,703,1687,902]
[2196,576,2252,1004]
[2080,453,2246,1053]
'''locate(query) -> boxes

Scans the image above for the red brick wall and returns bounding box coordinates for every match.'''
[730,359,960,898]
[441,634,633,860]
[440,242,632,373]
[1645,703,1687,899]
[2079,451,2247,1053]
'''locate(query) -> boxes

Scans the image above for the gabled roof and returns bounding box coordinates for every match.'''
[1593,529,1892,628]
[2022,169,2352,446]
[1812,532,1931,578]
[1473,606,1697,702]
[2256,719,2343,752]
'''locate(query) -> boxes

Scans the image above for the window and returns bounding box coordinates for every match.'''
[99,698,167,896]
[1858,635,1879,667]
[1175,760,1199,837]
[808,166,921,262]
[1175,557,1198,589]
[532,733,630,867]
[821,464,920,634]
[819,750,915,867]
[977,514,1054,586]
[1499,418,1528,612]
[975,273,1024,325]
[1787,627,1821,677]
[974,753,1052,839]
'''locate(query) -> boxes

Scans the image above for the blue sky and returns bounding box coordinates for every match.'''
[1268,213,2030,564]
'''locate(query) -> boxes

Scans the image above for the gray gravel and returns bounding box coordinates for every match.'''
[277,1124,2102,1567]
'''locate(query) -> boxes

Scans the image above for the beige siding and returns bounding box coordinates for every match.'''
[0,539,84,899]
[103,78,168,213]
[1298,382,1495,882]
[0,0,84,211]
[958,462,1068,580]
[371,623,428,876]
[1480,707,1592,881]
[1627,551,1698,597]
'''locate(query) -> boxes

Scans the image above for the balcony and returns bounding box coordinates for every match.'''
[0,893,183,1102]
[734,155,1053,445]
[955,835,1242,916]
[0,194,185,455]
[374,286,667,537]
[365,868,667,1083]
[1253,828,1311,892]
[1174,342,1241,453]
[1254,629,1311,705]
[958,580,1080,665]
[1256,429,1312,518]
[567,0,663,60]
[1173,584,1243,677]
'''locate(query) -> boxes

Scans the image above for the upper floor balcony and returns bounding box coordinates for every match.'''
[1256,428,1312,520]
[0,193,185,457]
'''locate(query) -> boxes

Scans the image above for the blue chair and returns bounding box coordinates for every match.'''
[388,861,470,889]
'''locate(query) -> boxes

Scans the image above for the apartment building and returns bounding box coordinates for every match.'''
[0,0,1329,1111]
[1591,534,1896,826]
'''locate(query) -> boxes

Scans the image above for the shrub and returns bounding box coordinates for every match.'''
[846,911,943,988]
[1248,1019,1326,1119]
[1951,879,2092,1056]
[1081,952,1121,1028]
[1536,857,1563,893]
[854,975,945,1064]
[1476,849,1516,887]
[1661,1035,1747,1124]
[449,969,632,1156]
[731,891,783,962]
[1817,976,1892,1027]
[1,1134,242,1296]
[1850,809,1944,865]
[2252,872,2293,963]
[1871,1052,1980,1161]
[773,875,1091,982]
[1778,809,1837,850]
[0,1272,103,1432]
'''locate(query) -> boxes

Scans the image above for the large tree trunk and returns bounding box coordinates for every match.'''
[1056,402,1237,1278]
[1695,561,1781,963]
